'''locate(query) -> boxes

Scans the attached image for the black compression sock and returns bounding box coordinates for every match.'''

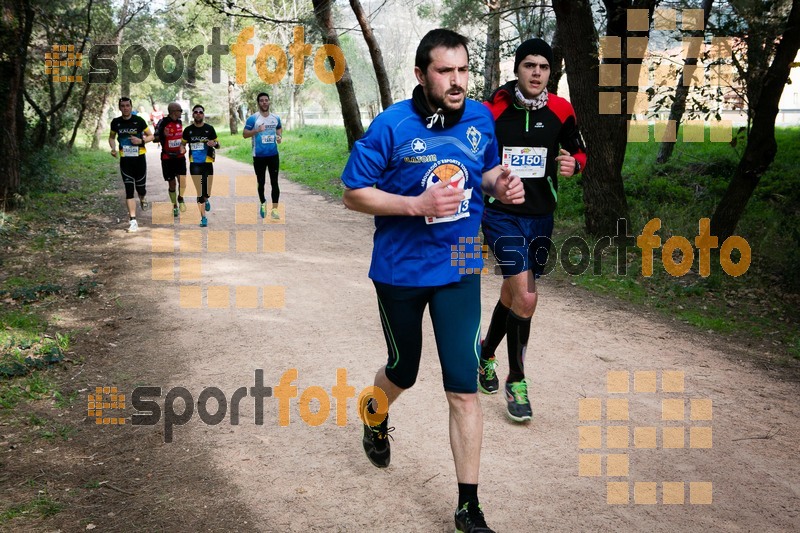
[506,311,531,383]
[482,300,510,359]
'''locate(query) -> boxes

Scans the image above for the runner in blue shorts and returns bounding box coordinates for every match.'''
[479,39,587,423]
[342,29,524,533]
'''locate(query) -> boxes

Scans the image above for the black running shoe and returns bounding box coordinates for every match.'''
[362,415,393,468]
[478,356,499,394]
[454,502,495,533]
[504,380,532,423]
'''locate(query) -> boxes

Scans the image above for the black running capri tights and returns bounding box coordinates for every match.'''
[119,155,147,199]
[372,274,481,394]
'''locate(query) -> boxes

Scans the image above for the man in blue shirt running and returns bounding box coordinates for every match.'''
[243,93,283,220]
[341,28,524,533]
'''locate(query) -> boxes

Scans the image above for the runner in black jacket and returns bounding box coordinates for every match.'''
[479,38,587,422]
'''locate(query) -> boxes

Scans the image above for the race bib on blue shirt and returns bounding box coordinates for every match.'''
[190,142,207,162]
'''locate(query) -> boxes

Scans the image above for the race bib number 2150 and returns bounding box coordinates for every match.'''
[502,146,547,178]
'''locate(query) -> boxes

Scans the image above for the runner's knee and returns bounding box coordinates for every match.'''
[446,391,479,413]
[384,366,417,390]
[511,288,537,317]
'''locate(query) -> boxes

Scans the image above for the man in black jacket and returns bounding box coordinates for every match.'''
[480,38,587,422]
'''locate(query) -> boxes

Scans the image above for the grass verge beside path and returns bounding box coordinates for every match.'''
[1,147,119,525]
[221,125,799,367]
[2,145,257,530]
[1,148,119,388]
[553,126,799,365]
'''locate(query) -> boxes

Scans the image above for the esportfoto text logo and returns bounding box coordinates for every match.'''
[54,25,345,95]
[93,369,388,442]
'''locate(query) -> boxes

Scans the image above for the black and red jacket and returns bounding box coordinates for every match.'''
[484,80,587,216]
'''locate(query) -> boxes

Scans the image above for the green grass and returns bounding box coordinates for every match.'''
[38,422,77,441]
[549,125,799,356]
[0,304,70,379]
[0,493,63,523]
[53,389,80,408]
[2,147,113,403]
[0,372,60,409]
[217,126,350,197]
[16,147,119,223]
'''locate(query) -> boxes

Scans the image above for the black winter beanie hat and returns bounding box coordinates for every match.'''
[514,38,553,73]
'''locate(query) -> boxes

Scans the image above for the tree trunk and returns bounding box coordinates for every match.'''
[91,89,110,149]
[91,0,129,149]
[349,0,393,111]
[68,82,93,149]
[289,84,299,130]
[0,0,34,204]
[711,0,800,241]
[552,0,653,236]
[227,78,238,135]
[548,25,563,95]
[312,0,364,149]
[656,0,713,164]
[483,0,501,101]
[297,92,305,128]
[34,2,93,147]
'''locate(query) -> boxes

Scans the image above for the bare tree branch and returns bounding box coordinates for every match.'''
[196,0,302,25]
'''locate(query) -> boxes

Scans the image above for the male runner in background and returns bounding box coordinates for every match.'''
[243,93,283,220]
[109,97,153,233]
[153,102,187,217]
[479,38,587,422]
[150,104,164,131]
[182,105,219,228]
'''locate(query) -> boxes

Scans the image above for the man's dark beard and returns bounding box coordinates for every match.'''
[411,85,466,129]
[428,90,464,113]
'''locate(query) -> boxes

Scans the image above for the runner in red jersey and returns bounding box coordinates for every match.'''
[153,102,187,217]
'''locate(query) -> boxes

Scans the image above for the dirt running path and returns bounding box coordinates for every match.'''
[112,150,799,532]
